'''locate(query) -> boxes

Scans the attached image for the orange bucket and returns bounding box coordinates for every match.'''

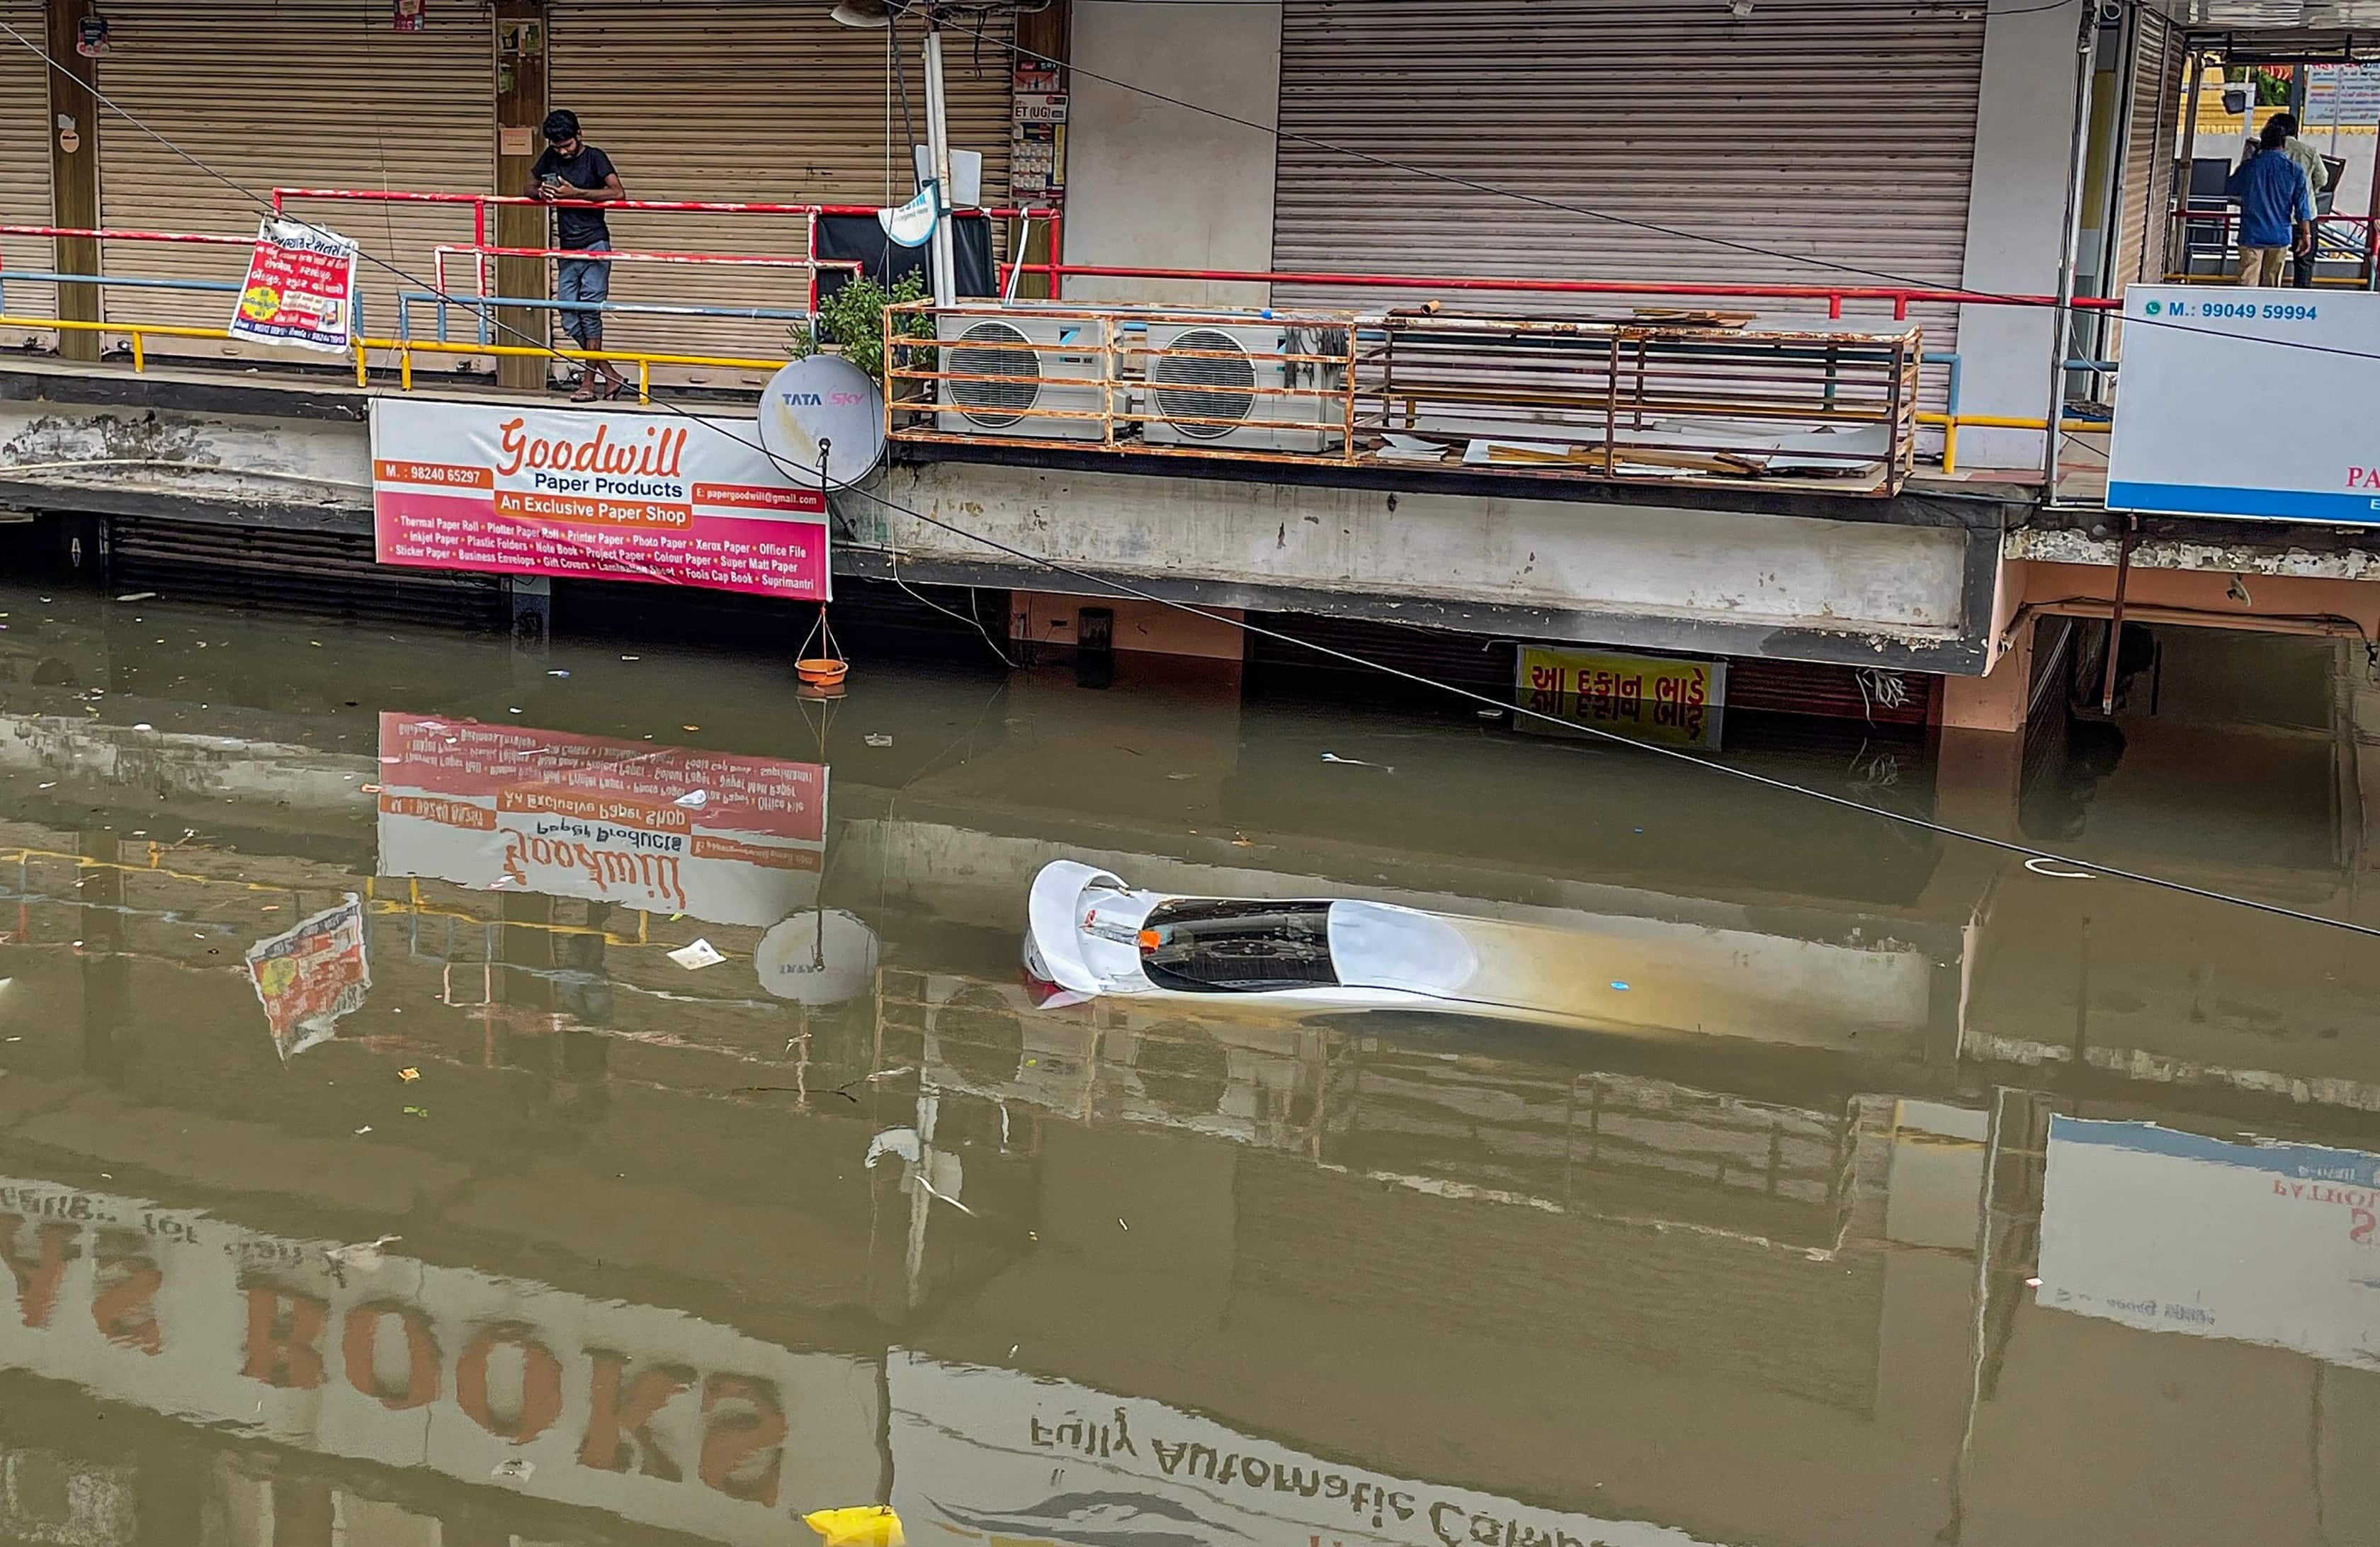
[795,657,849,687]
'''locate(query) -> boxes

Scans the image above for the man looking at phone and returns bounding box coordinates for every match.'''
[528,109,628,401]
[2227,117,2314,289]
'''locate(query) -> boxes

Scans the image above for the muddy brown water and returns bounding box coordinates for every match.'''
[0,585,2371,1546]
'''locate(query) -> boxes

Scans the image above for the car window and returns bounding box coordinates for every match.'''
[1140,900,1340,993]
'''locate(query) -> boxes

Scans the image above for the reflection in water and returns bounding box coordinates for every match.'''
[0,587,2372,1543]
[2039,1118,2380,1370]
[242,893,370,1061]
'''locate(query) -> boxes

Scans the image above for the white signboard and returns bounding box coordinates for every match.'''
[2306,64,2380,127]
[2035,1117,2380,1371]
[2107,285,2368,523]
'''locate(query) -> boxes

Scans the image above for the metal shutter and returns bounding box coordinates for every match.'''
[550,1,1014,384]
[94,0,490,368]
[1272,0,1985,376]
[0,0,55,344]
[2113,8,2181,293]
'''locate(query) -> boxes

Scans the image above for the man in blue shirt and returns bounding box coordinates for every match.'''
[2228,118,2314,287]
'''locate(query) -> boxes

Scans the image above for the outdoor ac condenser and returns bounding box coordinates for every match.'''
[1137,322,1347,454]
[935,307,1109,441]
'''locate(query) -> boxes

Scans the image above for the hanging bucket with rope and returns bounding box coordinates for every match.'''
[796,607,849,690]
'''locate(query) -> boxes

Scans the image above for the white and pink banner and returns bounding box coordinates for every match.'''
[375,715,827,928]
[370,400,830,599]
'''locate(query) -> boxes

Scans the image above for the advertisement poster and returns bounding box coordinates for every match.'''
[375,714,827,928]
[244,894,371,1062]
[0,1174,879,1545]
[1515,644,1725,749]
[2035,1117,2380,1371]
[888,1354,1721,1547]
[227,218,358,353]
[2107,285,2379,523]
[2305,64,2380,125]
[370,400,831,599]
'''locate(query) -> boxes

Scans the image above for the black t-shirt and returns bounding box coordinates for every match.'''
[530,143,617,249]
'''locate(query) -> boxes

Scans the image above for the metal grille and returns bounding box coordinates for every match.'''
[1271,0,1986,402]
[92,1,492,367]
[0,0,55,342]
[2115,8,2182,293]
[107,518,504,628]
[551,0,1014,378]
[948,319,1042,426]
[1150,327,1258,438]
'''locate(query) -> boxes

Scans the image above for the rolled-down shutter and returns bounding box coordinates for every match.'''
[2114,8,2182,294]
[0,0,55,344]
[94,1,490,368]
[550,1,1014,385]
[1272,0,1985,392]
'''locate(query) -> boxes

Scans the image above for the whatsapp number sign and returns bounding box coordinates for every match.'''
[2107,285,2380,523]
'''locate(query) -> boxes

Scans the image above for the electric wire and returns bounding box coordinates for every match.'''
[4,16,2379,942]
[902,0,2380,373]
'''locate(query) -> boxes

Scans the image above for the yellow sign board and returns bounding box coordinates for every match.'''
[1515,645,1725,749]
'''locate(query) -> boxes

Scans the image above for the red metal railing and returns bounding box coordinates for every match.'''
[271,187,1065,312]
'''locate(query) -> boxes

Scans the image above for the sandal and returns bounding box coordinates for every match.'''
[570,380,600,403]
[604,375,633,402]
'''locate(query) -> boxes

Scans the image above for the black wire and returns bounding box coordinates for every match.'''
[4,16,2378,944]
[897,0,2380,373]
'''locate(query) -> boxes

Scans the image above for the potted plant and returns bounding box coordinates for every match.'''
[790,270,936,403]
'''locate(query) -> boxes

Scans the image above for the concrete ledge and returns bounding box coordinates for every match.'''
[892,437,2029,531]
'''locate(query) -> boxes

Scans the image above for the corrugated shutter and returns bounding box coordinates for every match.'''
[2114,8,2180,293]
[550,1,1014,384]
[1272,0,1985,392]
[0,0,55,344]
[94,0,489,368]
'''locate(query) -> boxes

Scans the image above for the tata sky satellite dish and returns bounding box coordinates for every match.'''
[757,354,886,490]
[879,182,939,248]
[756,908,881,1006]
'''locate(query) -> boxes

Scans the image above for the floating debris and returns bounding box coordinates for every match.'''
[667,938,725,970]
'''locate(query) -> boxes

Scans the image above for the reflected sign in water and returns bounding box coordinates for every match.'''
[243,893,370,1062]
[889,1354,1726,1547]
[375,713,827,929]
[2036,1117,2380,1369]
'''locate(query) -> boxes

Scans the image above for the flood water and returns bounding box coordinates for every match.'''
[0,581,2373,1547]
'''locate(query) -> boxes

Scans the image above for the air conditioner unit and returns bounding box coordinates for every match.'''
[936,307,1108,441]
[1138,321,1347,453]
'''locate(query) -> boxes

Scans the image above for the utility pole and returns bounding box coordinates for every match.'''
[921,10,960,307]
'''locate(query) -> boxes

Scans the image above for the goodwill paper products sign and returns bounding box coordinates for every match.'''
[371,400,829,599]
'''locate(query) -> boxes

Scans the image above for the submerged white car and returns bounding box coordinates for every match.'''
[1022,860,1614,1028]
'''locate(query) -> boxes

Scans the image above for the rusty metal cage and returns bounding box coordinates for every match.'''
[888,300,1921,495]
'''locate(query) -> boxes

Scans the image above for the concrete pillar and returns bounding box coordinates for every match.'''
[1939,617,2034,739]
[1065,1,1281,308]
[45,0,103,363]
[1954,1,2089,470]
[494,1,550,393]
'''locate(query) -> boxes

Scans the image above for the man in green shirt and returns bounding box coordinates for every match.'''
[2267,113,2330,288]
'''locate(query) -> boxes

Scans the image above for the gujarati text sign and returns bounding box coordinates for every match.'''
[371,400,829,599]
[1516,644,1724,749]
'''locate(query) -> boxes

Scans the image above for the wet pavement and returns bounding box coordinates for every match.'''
[0,583,2373,1546]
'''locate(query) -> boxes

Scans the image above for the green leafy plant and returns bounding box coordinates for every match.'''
[789,269,934,385]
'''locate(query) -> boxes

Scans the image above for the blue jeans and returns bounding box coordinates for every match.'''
[555,240,611,347]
